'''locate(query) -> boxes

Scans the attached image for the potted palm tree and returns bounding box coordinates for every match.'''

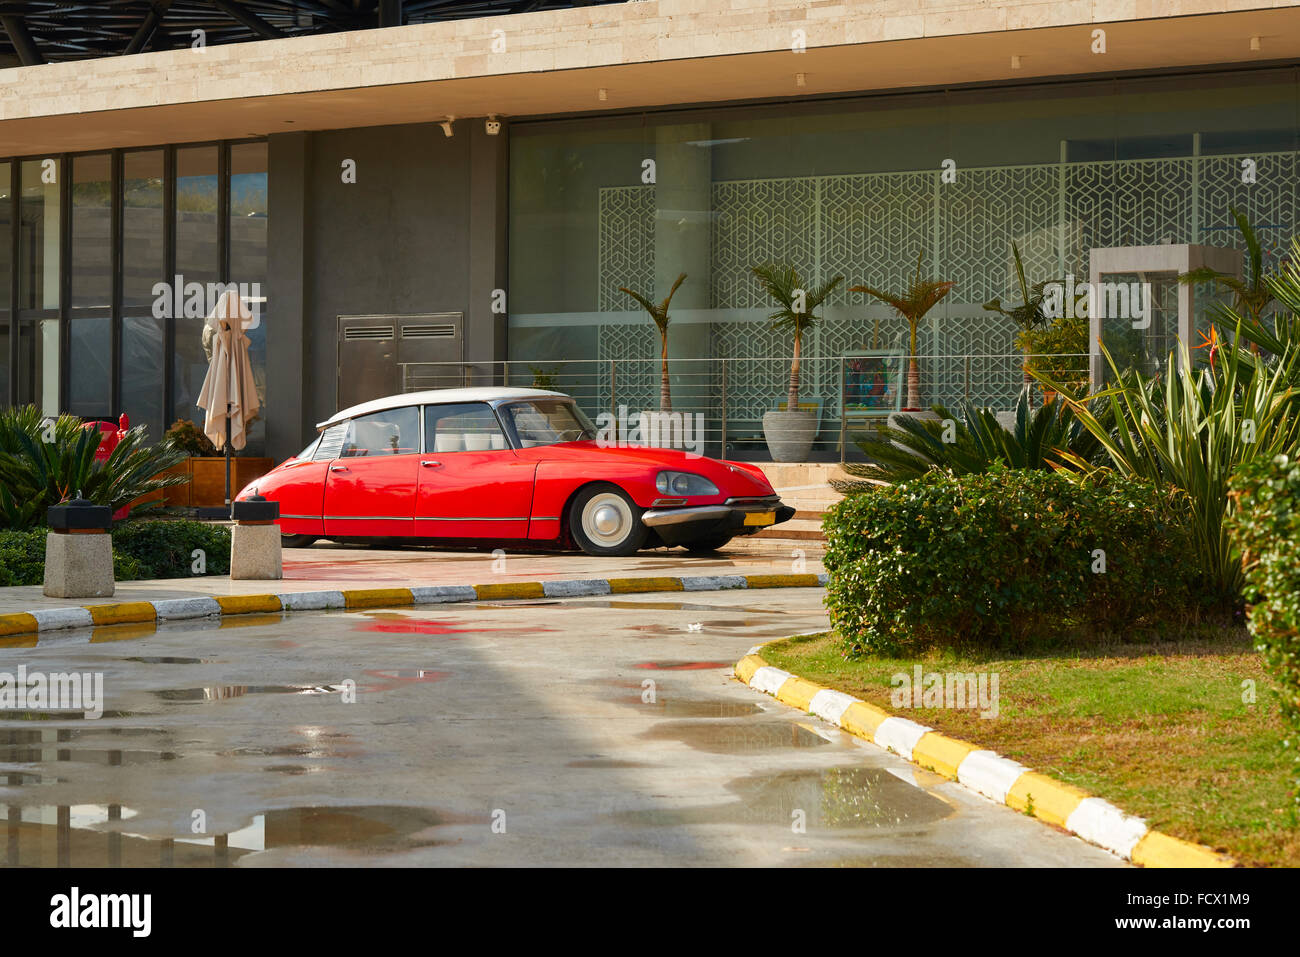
[750,264,843,462]
[851,249,954,412]
[619,273,687,411]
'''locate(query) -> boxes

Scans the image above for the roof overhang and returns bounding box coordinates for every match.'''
[1,2,1298,154]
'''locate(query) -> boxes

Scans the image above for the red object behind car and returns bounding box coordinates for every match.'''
[236,388,794,555]
[83,414,131,519]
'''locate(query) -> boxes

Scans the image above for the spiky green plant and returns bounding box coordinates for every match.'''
[1041,333,1300,607]
[0,409,189,530]
[1180,206,1275,325]
[832,387,1098,488]
[619,273,686,412]
[749,264,844,412]
[850,250,954,410]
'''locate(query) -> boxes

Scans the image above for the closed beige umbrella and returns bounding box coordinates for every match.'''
[196,290,260,505]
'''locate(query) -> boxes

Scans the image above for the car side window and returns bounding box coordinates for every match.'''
[340,407,420,457]
[424,403,508,453]
[313,423,348,461]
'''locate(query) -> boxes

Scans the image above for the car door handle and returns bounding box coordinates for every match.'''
[420,460,442,468]
[329,465,349,473]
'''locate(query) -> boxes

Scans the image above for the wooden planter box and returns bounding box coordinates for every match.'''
[146,457,274,508]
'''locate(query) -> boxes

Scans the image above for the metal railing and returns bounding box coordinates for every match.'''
[398,353,1090,462]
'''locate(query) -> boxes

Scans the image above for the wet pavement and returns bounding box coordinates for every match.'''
[0,588,1121,867]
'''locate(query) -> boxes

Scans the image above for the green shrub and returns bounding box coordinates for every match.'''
[111,520,231,580]
[0,521,229,587]
[823,468,1197,656]
[1229,453,1300,815]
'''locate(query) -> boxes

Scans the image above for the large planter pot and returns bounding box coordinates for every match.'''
[141,457,274,508]
[762,409,818,463]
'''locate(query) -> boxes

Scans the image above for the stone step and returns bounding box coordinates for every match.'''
[753,518,825,541]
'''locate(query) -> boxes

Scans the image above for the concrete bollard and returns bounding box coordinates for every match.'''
[229,496,282,580]
[44,498,115,599]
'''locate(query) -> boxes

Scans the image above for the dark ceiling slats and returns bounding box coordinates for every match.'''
[0,0,616,63]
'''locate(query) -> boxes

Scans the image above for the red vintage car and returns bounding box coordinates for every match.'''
[235,388,794,555]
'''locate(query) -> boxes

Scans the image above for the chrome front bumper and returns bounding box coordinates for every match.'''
[640,497,795,543]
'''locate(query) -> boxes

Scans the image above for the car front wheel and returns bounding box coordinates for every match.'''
[569,484,649,557]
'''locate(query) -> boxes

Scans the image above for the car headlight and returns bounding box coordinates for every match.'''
[655,471,719,496]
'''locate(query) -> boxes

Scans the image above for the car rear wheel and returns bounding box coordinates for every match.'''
[682,534,734,553]
[281,534,318,548]
[569,484,648,557]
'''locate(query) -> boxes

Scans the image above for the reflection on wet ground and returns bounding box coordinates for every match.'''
[641,720,839,753]
[606,767,953,831]
[0,590,1118,867]
[3,804,473,867]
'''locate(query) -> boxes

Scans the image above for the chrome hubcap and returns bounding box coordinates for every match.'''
[583,493,633,547]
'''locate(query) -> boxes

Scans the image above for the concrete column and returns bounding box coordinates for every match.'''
[266,132,312,462]
[468,121,510,375]
[653,123,712,420]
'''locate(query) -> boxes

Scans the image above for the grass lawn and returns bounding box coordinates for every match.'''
[759,630,1297,867]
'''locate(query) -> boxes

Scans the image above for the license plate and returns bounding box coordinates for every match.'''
[743,510,776,526]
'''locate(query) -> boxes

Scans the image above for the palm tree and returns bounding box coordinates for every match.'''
[749,264,844,412]
[619,273,687,412]
[851,250,955,411]
[1179,206,1274,325]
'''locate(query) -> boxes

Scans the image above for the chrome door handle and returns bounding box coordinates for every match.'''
[329,465,349,472]
[420,460,442,468]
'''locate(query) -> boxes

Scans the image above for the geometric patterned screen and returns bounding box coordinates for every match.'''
[597,149,1299,414]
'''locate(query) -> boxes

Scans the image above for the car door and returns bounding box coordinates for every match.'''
[414,402,535,540]
[322,405,421,538]
[273,433,334,537]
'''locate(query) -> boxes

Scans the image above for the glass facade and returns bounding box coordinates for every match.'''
[509,68,1300,454]
[0,139,268,453]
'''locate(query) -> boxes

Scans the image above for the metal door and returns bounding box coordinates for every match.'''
[336,313,463,408]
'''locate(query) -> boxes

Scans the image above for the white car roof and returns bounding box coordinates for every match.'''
[316,387,568,430]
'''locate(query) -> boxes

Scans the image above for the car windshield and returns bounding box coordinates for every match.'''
[501,399,596,448]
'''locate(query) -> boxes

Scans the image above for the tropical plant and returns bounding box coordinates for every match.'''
[164,418,218,457]
[619,273,687,411]
[851,250,954,411]
[832,386,1099,488]
[1179,206,1275,325]
[749,264,843,412]
[1041,333,1300,608]
[0,408,188,530]
[1014,312,1091,399]
[983,241,1053,334]
[527,364,564,390]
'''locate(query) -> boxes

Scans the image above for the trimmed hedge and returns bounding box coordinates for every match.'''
[0,520,230,587]
[823,467,1197,655]
[1229,454,1300,814]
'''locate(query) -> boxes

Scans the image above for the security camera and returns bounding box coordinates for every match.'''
[440,116,455,137]
[485,115,501,136]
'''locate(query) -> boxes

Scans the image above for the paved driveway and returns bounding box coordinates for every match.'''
[1,588,1121,866]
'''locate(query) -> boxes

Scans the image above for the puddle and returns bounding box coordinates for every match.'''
[604,766,952,831]
[565,758,654,769]
[641,719,835,753]
[2,803,478,867]
[631,698,763,718]
[152,685,343,702]
[0,709,141,721]
[633,661,733,671]
[125,657,215,665]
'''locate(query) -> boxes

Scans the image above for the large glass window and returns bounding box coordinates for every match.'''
[70,153,112,308]
[173,146,220,426]
[122,150,164,308]
[509,69,1300,456]
[18,158,59,312]
[230,141,267,456]
[0,161,10,404]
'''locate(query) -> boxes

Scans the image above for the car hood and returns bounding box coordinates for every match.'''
[529,442,776,496]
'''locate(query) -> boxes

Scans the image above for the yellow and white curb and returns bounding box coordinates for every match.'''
[735,645,1238,868]
[0,572,827,642]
